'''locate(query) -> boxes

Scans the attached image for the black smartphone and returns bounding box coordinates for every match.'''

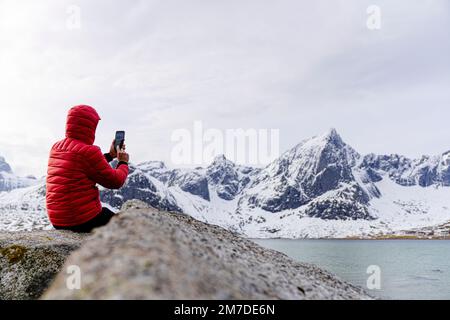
[114,131,125,150]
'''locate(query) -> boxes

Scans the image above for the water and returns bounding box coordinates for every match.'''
[253,239,450,300]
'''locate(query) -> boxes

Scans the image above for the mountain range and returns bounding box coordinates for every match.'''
[1,129,450,238]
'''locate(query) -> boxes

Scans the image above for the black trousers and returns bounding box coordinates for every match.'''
[53,207,115,233]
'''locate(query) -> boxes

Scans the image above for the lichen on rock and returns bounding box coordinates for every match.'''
[0,230,88,300]
[0,244,28,264]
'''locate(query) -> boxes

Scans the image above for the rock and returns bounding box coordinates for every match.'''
[361,152,450,187]
[120,199,151,210]
[43,207,372,299]
[0,230,88,299]
[206,155,254,201]
[304,182,374,220]
[168,169,210,201]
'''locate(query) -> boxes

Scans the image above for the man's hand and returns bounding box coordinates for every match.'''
[109,140,117,159]
[117,145,129,163]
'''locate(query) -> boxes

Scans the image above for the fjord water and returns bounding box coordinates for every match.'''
[253,239,450,300]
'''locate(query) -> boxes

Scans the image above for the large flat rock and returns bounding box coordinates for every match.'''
[0,230,87,299]
[43,206,371,299]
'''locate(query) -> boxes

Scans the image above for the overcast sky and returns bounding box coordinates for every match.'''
[0,0,449,176]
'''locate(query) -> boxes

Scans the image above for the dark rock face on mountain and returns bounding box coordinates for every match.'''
[167,169,210,201]
[206,155,254,200]
[100,165,182,213]
[361,152,450,187]
[0,230,87,299]
[246,179,305,212]
[43,202,371,300]
[304,182,373,220]
[99,155,258,214]
[128,161,211,201]
[310,129,358,193]
[101,157,257,210]
[361,154,415,186]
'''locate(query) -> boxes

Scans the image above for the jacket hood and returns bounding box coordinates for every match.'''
[65,105,101,145]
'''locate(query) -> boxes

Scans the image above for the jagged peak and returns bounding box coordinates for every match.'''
[326,127,339,138]
[214,154,227,161]
[137,160,167,170]
[0,155,12,173]
[317,128,343,144]
[264,128,359,176]
[210,154,234,167]
[290,128,349,155]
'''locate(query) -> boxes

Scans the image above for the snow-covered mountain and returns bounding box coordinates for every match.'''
[237,129,377,220]
[360,152,450,187]
[1,130,450,238]
[0,155,37,192]
[0,155,43,231]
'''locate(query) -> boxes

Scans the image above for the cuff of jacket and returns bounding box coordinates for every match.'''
[117,161,128,168]
[104,153,114,163]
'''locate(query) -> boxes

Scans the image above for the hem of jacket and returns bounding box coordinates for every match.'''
[48,203,103,227]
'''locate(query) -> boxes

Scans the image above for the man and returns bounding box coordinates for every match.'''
[46,105,129,232]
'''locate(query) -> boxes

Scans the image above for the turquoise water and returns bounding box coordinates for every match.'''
[253,239,450,300]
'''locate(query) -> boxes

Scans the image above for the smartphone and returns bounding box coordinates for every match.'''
[114,131,125,150]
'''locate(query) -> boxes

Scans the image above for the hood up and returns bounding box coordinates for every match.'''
[65,105,101,145]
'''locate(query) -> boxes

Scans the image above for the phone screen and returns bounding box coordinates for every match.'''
[115,131,125,149]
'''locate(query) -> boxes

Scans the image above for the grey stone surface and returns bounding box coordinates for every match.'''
[0,230,88,299]
[43,206,372,300]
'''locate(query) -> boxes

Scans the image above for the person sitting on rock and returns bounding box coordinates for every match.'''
[46,105,129,232]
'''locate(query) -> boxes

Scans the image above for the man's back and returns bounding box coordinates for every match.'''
[46,105,128,227]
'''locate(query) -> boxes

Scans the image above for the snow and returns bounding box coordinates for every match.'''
[0,184,50,231]
[232,175,450,238]
[1,168,450,238]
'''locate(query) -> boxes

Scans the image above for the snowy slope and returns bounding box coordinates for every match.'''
[0,182,50,231]
[1,129,450,238]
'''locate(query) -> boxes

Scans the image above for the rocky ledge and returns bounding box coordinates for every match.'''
[1,201,371,300]
[0,230,88,299]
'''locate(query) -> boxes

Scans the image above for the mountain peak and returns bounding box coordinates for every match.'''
[294,128,346,153]
[326,127,339,138]
[319,128,343,144]
[0,156,12,173]
[214,154,227,161]
[211,154,232,166]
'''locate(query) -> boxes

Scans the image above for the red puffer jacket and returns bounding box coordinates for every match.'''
[46,105,129,227]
